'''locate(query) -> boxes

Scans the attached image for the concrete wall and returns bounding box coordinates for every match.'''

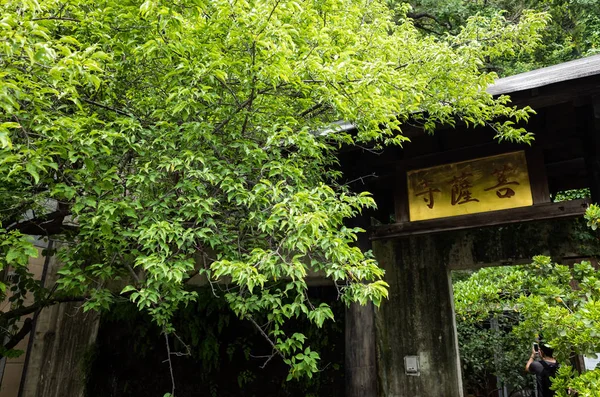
[0,239,99,397]
[22,301,99,397]
[444,218,593,270]
[345,303,377,397]
[374,236,463,397]
[364,218,595,397]
[0,240,49,397]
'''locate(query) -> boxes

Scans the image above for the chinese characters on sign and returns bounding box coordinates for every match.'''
[450,172,479,205]
[415,180,440,209]
[407,151,533,221]
[485,165,519,198]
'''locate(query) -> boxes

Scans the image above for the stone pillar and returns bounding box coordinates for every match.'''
[345,303,377,397]
[346,214,378,397]
[374,236,463,397]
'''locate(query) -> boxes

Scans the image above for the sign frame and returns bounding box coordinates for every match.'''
[406,151,533,222]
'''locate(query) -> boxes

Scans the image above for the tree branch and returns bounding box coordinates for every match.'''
[407,12,452,31]
[299,103,324,118]
[6,205,76,236]
[0,296,86,324]
[246,315,285,369]
[31,17,81,22]
[212,97,253,135]
[163,332,176,396]
[2,318,33,355]
[82,98,133,117]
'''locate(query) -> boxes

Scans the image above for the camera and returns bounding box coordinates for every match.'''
[533,342,539,353]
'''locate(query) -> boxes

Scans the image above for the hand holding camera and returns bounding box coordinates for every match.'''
[531,342,540,359]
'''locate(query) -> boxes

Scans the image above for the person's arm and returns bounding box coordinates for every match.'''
[525,352,536,372]
[525,346,538,372]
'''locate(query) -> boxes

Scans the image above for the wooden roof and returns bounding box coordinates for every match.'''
[488,54,600,95]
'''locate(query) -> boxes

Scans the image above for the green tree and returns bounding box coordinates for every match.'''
[400,0,600,75]
[454,231,600,397]
[1,0,547,384]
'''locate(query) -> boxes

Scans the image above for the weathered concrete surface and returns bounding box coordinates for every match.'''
[0,245,47,397]
[374,236,463,397]
[346,215,378,397]
[345,303,377,397]
[370,217,598,397]
[19,246,99,397]
[22,302,99,397]
[445,218,598,270]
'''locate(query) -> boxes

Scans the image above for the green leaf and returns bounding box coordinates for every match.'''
[25,163,40,184]
[121,285,137,294]
[5,248,21,264]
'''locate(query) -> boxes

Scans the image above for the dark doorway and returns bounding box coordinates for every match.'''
[86,287,345,397]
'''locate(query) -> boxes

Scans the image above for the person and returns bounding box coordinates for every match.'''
[525,343,559,397]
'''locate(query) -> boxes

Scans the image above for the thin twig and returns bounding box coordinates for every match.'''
[82,98,133,117]
[171,332,191,357]
[163,332,176,397]
[259,352,277,369]
[257,0,282,36]
[343,173,377,186]
[354,144,384,155]
[125,263,141,284]
[32,17,80,22]
[247,316,285,365]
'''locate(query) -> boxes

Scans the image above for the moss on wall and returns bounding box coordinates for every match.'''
[434,218,600,269]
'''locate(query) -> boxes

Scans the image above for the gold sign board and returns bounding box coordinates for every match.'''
[407,151,533,221]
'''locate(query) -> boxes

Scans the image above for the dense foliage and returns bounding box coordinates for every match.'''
[454,208,600,397]
[402,0,600,75]
[455,316,532,396]
[1,0,548,382]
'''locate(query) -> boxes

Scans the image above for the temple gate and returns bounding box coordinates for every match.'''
[343,54,600,397]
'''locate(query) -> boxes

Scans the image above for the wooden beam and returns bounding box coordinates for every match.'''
[394,165,409,223]
[526,146,550,204]
[371,199,590,240]
[506,74,600,109]
[581,97,600,202]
